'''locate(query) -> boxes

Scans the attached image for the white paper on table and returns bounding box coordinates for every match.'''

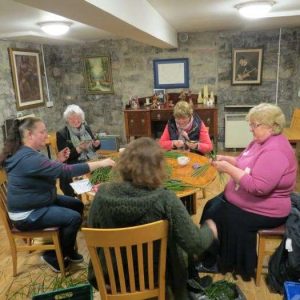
[70,179,92,194]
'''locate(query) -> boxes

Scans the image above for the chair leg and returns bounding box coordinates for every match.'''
[10,240,18,277]
[256,235,266,286]
[52,233,65,277]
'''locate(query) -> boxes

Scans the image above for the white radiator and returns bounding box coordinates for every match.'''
[225,114,253,148]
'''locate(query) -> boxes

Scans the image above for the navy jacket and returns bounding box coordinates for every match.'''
[5,146,89,213]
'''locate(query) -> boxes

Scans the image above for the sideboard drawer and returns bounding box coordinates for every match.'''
[150,110,173,121]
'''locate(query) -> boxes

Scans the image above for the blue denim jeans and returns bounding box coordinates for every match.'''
[13,195,84,258]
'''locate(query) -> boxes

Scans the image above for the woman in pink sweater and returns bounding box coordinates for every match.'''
[159,101,213,154]
[198,103,297,280]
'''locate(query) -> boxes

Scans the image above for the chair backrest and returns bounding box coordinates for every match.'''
[290,108,300,130]
[82,220,168,300]
[47,132,59,158]
[0,169,13,232]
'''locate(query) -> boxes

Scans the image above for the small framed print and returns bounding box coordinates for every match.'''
[83,55,114,94]
[153,89,165,103]
[232,48,263,85]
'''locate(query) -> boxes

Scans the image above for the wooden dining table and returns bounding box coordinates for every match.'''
[165,151,217,214]
[84,150,217,215]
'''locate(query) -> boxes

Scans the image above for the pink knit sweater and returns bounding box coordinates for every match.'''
[225,134,297,217]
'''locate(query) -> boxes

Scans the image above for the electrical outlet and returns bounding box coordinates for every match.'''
[46,101,54,107]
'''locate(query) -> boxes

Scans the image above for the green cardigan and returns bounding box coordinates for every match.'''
[87,181,214,299]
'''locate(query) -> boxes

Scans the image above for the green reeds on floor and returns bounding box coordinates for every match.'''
[6,264,89,300]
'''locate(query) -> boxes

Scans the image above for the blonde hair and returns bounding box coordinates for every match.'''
[246,103,286,135]
[116,137,166,189]
[173,101,193,119]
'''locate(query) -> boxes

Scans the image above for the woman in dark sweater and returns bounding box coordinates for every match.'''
[56,104,101,196]
[87,137,217,299]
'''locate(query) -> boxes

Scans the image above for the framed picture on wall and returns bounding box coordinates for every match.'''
[153,58,189,89]
[232,48,263,85]
[8,48,44,110]
[83,55,114,94]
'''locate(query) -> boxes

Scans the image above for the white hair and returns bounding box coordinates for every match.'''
[63,105,85,121]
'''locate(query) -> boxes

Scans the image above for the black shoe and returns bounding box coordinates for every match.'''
[41,255,69,273]
[195,262,219,273]
[68,251,84,263]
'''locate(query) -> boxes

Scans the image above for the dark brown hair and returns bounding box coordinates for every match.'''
[116,137,166,189]
[0,117,42,166]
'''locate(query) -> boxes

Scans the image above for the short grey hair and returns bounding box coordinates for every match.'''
[63,105,85,122]
[246,103,286,135]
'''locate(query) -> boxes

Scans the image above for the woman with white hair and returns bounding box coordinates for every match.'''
[56,104,101,196]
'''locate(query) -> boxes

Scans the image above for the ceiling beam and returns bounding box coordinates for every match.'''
[15,0,178,48]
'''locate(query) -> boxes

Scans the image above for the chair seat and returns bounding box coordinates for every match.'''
[11,226,59,233]
[256,223,286,286]
[258,224,285,236]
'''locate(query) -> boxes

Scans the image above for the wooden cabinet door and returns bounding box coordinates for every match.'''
[195,108,217,140]
[124,110,151,141]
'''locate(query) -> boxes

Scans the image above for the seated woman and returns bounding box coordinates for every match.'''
[159,100,213,154]
[56,104,101,196]
[199,103,297,280]
[0,117,115,273]
[87,137,218,299]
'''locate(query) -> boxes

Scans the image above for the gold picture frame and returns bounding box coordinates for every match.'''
[232,48,263,85]
[8,48,44,110]
[83,55,114,94]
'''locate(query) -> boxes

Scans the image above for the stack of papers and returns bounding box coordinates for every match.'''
[70,178,92,194]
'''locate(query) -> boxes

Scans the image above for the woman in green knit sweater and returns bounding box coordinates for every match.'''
[87,137,217,299]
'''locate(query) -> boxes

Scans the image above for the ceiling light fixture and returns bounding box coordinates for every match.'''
[235,1,276,19]
[38,21,72,36]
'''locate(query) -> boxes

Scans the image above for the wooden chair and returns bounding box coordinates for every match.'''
[47,132,59,159]
[0,169,65,276]
[256,224,285,286]
[283,109,300,153]
[82,220,168,299]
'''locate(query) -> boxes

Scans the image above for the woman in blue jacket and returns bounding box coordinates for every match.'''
[0,116,115,273]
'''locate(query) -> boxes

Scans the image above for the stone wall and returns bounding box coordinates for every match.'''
[0,27,299,148]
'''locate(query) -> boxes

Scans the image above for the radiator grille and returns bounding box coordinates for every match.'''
[225,114,253,148]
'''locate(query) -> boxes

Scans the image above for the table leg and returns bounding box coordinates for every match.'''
[179,192,197,215]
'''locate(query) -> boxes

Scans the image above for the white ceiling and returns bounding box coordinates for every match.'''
[0,0,300,48]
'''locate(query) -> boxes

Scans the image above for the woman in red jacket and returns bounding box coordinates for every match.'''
[159,101,213,154]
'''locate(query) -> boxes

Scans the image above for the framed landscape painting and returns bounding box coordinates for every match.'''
[83,55,114,94]
[232,48,263,85]
[8,48,44,110]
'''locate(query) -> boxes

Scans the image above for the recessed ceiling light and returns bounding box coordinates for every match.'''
[235,1,276,19]
[38,21,72,36]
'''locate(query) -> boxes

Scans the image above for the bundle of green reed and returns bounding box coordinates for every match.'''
[191,163,210,177]
[207,149,227,187]
[164,179,194,191]
[90,167,113,184]
[163,151,184,159]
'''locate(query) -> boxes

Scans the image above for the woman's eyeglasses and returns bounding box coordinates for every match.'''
[249,123,262,129]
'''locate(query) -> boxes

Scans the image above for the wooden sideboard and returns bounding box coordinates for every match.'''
[124,104,218,143]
